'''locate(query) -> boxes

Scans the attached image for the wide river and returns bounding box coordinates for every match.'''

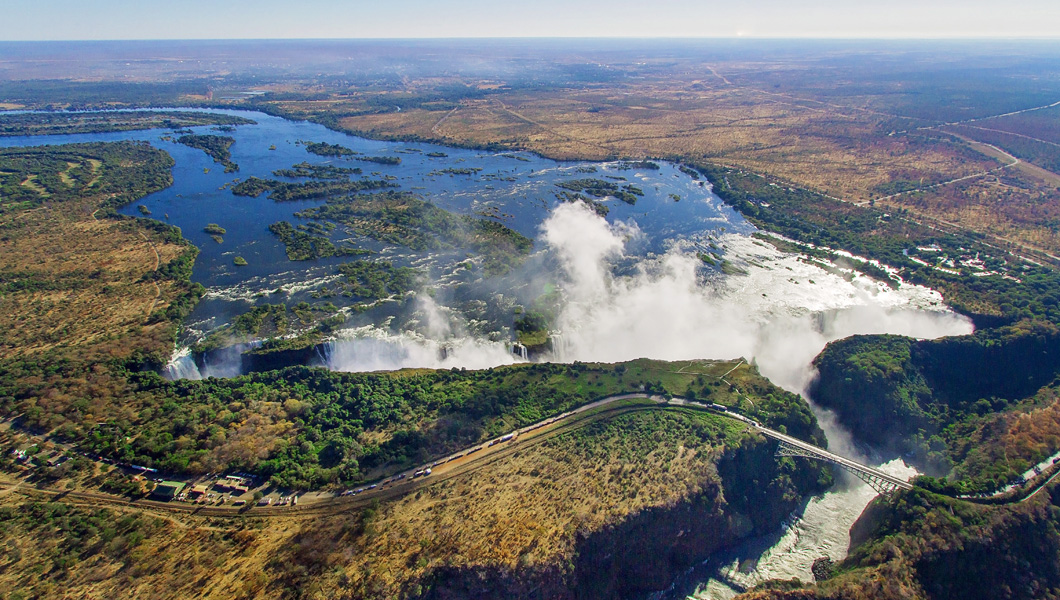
[0,109,972,597]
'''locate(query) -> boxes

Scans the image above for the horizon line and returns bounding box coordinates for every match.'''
[3,35,1060,43]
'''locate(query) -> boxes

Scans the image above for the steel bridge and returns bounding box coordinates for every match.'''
[767,434,913,495]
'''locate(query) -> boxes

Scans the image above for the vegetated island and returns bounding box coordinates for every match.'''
[272,161,362,179]
[176,134,239,173]
[555,177,644,205]
[294,190,533,276]
[232,175,396,201]
[267,220,373,261]
[0,110,254,137]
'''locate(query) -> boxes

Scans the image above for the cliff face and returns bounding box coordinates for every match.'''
[842,488,1060,600]
[420,435,830,600]
[809,320,1060,466]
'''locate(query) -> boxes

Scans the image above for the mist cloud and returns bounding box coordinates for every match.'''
[542,202,973,395]
[212,200,972,401]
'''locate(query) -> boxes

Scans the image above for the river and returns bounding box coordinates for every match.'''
[0,108,970,594]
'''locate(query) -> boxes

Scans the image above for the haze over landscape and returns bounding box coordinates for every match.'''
[2,2,1060,599]
[7,0,1060,39]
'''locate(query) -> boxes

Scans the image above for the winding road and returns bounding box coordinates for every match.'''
[0,393,912,520]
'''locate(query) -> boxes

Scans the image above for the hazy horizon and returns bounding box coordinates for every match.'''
[5,0,1060,42]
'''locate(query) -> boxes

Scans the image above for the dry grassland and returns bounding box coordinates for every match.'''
[0,410,749,600]
[0,200,184,361]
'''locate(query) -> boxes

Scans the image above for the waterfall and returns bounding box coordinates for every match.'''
[315,340,334,366]
[548,332,568,362]
[510,342,528,361]
[317,331,517,372]
[163,341,261,381]
[164,347,202,380]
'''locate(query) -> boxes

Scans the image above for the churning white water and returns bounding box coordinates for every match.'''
[688,460,919,599]
[167,198,958,593]
[164,342,260,380]
[318,330,517,372]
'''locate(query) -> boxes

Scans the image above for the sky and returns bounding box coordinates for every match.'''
[4,0,1059,41]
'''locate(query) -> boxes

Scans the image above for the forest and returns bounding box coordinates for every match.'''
[272,162,362,179]
[59,357,821,491]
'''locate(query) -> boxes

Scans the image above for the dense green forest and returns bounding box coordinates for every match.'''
[811,321,1060,493]
[63,358,822,491]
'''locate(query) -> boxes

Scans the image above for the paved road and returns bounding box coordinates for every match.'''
[2,393,915,518]
[667,398,913,491]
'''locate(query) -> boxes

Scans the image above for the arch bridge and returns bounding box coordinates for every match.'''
[766,433,913,495]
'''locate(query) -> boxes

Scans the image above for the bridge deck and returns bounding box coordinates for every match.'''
[756,428,913,490]
[669,398,913,491]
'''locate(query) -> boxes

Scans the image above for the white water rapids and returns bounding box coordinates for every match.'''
[165,202,970,590]
[687,460,919,599]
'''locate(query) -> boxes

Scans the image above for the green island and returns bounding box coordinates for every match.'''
[353,154,401,165]
[176,134,239,172]
[272,161,362,179]
[334,259,420,302]
[267,220,372,261]
[231,175,396,201]
[0,110,254,137]
[555,177,644,205]
[294,190,533,275]
[430,167,482,176]
[554,190,610,216]
[303,141,355,156]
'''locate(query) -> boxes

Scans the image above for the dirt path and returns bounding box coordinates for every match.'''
[491,99,614,155]
[139,231,162,317]
[430,106,460,136]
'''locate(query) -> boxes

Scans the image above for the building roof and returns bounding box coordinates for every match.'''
[152,481,186,499]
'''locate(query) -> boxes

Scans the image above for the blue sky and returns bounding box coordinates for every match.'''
[4,0,1059,40]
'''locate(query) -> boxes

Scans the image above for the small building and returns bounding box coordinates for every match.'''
[151,481,186,501]
[215,482,249,495]
[188,484,209,499]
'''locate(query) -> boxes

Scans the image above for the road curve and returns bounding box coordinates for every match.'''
[2,393,917,520]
